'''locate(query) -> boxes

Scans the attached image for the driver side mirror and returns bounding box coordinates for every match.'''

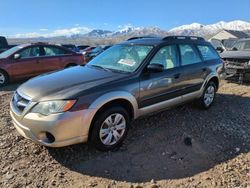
[13,54,21,60]
[147,64,164,73]
[216,47,224,53]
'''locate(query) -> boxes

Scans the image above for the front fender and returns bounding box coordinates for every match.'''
[89,91,139,118]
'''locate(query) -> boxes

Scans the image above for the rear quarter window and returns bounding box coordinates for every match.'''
[197,45,219,61]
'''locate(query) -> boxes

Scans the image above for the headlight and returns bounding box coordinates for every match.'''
[248,60,250,65]
[31,100,76,116]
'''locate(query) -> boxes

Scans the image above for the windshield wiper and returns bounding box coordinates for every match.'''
[88,64,112,72]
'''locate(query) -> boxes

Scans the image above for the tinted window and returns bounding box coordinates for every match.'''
[179,44,201,66]
[43,46,66,56]
[197,45,219,60]
[19,46,40,58]
[150,45,178,70]
[244,41,250,50]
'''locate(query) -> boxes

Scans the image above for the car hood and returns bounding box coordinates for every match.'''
[17,65,127,101]
[221,50,250,59]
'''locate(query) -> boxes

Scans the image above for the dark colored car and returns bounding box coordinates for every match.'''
[61,44,80,52]
[10,36,223,151]
[0,43,86,86]
[85,45,111,62]
[0,36,9,53]
[221,38,250,83]
[77,45,90,51]
[81,46,95,55]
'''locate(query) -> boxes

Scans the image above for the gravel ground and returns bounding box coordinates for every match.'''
[0,80,249,188]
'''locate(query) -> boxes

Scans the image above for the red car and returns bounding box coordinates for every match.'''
[0,43,86,86]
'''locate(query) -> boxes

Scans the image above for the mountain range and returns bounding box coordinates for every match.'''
[11,20,250,39]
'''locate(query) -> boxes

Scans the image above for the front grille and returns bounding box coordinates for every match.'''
[224,58,249,70]
[12,92,31,114]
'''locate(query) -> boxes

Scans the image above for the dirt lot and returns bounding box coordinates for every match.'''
[0,81,249,188]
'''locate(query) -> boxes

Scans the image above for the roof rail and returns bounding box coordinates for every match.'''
[127,36,155,41]
[162,36,205,41]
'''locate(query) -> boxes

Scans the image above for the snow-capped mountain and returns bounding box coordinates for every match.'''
[9,20,250,39]
[84,29,113,37]
[169,20,250,36]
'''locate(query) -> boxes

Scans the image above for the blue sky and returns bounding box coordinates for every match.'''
[1,0,250,37]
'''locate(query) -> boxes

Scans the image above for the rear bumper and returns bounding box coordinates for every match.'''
[10,102,97,147]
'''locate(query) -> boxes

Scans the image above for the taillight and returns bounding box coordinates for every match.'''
[81,55,86,64]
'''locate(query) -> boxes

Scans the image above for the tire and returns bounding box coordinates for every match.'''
[90,106,130,151]
[0,70,8,87]
[198,81,217,109]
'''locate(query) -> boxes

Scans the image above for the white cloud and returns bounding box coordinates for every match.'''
[13,32,41,38]
[40,28,49,31]
[11,27,92,38]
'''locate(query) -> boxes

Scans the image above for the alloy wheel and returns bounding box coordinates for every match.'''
[204,85,215,107]
[0,73,5,84]
[99,113,126,146]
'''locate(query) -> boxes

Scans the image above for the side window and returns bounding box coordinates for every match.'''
[19,46,40,59]
[150,45,178,70]
[197,45,219,61]
[179,44,201,66]
[43,46,66,56]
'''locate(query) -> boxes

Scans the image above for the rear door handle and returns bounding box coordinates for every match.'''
[174,73,180,79]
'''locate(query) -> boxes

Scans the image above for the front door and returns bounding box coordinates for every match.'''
[9,46,41,79]
[139,45,184,108]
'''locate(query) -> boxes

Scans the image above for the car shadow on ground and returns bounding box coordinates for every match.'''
[0,81,24,92]
[48,93,250,183]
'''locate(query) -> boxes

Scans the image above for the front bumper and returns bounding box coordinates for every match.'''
[10,101,97,147]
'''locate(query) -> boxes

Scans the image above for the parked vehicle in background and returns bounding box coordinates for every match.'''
[0,42,86,86]
[222,38,238,50]
[221,38,250,83]
[0,36,9,53]
[85,45,111,62]
[61,44,80,52]
[77,45,90,51]
[210,39,226,53]
[81,46,95,55]
[10,36,223,151]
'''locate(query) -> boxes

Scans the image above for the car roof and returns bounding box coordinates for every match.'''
[120,36,210,46]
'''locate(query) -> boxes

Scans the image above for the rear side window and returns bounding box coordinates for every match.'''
[197,45,219,60]
[43,46,66,56]
[179,44,201,66]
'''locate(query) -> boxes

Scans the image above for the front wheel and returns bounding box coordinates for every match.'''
[198,81,216,109]
[90,106,130,151]
[0,70,8,87]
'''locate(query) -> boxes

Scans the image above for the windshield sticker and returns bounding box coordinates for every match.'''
[118,59,136,66]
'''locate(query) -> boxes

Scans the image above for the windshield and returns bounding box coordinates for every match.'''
[232,41,250,51]
[0,45,23,58]
[88,45,153,73]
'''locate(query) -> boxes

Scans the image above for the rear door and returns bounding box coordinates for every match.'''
[177,43,206,95]
[35,45,66,74]
[8,46,42,79]
[139,44,184,108]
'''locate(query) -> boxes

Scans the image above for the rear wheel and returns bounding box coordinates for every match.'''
[198,81,216,109]
[0,70,8,87]
[90,106,130,151]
